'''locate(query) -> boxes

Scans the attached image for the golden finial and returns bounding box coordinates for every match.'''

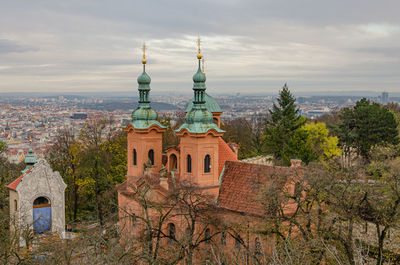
[29,135,32,144]
[201,58,205,74]
[142,43,147,64]
[197,37,202,60]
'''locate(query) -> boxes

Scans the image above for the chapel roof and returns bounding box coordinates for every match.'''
[6,167,32,191]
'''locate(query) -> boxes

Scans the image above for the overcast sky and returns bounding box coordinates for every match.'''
[0,0,399,95]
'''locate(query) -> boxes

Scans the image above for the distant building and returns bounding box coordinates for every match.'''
[70,113,88,120]
[301,107,331,119]
[381,92,389,105]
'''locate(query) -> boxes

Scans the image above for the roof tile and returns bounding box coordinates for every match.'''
[6,167,33,191]
[217,161,300,216]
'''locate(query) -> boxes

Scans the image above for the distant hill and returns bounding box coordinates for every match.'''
[79,101,179,111]
[42,95,87,100]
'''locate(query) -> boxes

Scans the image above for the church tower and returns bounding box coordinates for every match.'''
[125,45,166,177]
[176,39,224,194]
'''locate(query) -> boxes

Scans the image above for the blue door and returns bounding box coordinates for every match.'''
[33,206,51,233]
[33,197,51,233]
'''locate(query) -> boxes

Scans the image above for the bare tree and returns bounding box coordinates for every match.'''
[47,128,81,222]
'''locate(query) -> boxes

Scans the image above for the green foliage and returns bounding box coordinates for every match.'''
[339,98,399,161]
[75,120,125,225]
[0,153,24,264]
[47,120,127,224]
[46,130,82,221]
[0,157,24,211]
[393,112,400,135]
[264,84,306,165]
[294,122,342,164]
[102,131,127,185]
[0,141,7,154]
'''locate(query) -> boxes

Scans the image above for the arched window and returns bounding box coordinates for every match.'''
[169,154,177,171]
[185,227,191,237]
[234,235,243,249]
[205,228,211,244]
[187,155,192,173]
[204,154,211,173]
[221,232,226,246]
[133,149,137,166]
[33,197,49,206]
[148,149,154,165]
[168,223,176,243]
[14,200,18,212]
[131,214,136,228]
[255,237,261,255]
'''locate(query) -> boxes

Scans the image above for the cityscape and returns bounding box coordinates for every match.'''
[1,91,396,164]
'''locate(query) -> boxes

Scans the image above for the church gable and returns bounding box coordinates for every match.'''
[16,159,66,195]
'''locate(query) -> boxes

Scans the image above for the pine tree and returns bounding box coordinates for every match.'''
[264,84,305,165]
[339,98,399,161]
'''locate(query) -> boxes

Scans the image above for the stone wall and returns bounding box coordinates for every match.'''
[8,189,19,234]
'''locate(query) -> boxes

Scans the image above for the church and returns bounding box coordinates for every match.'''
[116,41,303,257]
[6,143,66,246]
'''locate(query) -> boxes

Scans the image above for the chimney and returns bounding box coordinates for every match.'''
[290,159,302,167]
[160,177,169,190]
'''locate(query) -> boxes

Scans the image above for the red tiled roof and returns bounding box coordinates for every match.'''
[217,161,296,216]
[218,137,238,175]
[6,175,23,191]
[6,167,32,191]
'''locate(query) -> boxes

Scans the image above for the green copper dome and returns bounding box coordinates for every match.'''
[193,68,206,83]
[130,60,166,130]
[25,146,37,165]
[137,70,151,90]
[22,145,37,172]
[132,107,157,121]
[185,93,222,113]
[176,58,224,134]
[186,109,213,124]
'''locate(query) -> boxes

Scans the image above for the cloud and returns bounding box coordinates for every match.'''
[0,39,38,54]
[0,0,399,93]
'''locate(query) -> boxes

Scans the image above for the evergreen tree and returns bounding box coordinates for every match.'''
[339,98,399,161]
[264,84,305,165]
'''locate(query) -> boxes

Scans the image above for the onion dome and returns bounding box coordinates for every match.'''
[132,107,158,122]
[176,38,224,135]
[25,145,37,166]
[130,44,166,130]
[22,138,37,172]
[137,66,151,89]
[193,66,206,83]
